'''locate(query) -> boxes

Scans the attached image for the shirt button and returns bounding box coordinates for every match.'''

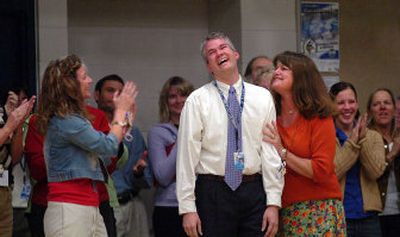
[382,192,386,196]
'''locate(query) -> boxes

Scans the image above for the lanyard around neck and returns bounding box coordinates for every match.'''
[213,80,245,130]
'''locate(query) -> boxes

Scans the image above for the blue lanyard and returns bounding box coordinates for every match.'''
[212,80,245,130]
[213,80,245,152]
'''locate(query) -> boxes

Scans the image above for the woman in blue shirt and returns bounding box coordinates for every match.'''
[330,82,386,237]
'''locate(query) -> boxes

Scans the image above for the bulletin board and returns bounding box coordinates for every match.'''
[298,1,339,74]
[296,0,340,88]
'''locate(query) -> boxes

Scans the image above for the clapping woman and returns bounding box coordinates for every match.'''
[37,55,137,237]
[367,88,400,237]
[330,82,386,237]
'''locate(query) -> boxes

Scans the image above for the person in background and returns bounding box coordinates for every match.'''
[177,32,283,237]
[367,88,400,237]
[148,76,194,237]
[244,55,273,84]
[24,114,46,237]
[9,86,32,237]
[0,90,35,237]
[330,81,386,237]
[26,69,124,237]
[395,96,400,130]
[36,54,137,237]
[25,89,122,237]
[263,51,345,236]
[253,67,274,90]
[95,74,152,237]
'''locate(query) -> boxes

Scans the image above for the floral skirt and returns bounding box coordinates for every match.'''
[279,199,346,237]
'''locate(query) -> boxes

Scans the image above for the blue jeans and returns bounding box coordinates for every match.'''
[346,215,381,237]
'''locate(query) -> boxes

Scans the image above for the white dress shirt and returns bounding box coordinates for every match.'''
[176,77,284,214]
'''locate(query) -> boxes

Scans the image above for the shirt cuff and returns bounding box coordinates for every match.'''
[179,200,197,215]
[266,192,282,208]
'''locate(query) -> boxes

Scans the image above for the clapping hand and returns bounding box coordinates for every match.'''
[7,96,36,131]
[4,91,19,115]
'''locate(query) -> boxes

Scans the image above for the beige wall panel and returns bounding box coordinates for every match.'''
[240,0,297,71]
[340,0,400,109]
[241,30,297,69]
[68,0,209,133]
[38,0,68,76]
[241,0,296,31]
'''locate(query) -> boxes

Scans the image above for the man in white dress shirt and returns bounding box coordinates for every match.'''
[176,32,284,237]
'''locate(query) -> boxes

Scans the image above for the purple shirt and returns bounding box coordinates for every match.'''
[148,123,178,207]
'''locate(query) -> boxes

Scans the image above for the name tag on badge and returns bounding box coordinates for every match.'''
[20,182,32,201]
[233,152,245,171]
[0,170,9,187]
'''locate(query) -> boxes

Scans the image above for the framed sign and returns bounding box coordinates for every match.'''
[299,2,339,72]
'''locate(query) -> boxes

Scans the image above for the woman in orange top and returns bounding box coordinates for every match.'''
[263,51,345,236]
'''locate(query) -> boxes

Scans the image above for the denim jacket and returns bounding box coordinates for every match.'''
[44,114,119,182]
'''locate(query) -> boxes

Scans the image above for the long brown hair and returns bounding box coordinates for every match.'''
[37,54,88,134]
[272,51,336,119]
[159,76,194,123]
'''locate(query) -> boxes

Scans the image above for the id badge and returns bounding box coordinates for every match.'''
[275,160,287,180]
[233,152,245,171]
[0,170,9,187]
[20,182,32,201]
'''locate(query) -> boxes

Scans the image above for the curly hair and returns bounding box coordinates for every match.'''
[159,76,194,123]
[272,51,336,119]
[36,54,88,134]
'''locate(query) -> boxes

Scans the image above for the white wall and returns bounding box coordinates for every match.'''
[240,0,297,70]
[37,0,68,76]
[68,0,209,134]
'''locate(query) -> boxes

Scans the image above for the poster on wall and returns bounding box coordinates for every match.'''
[300,2,339,72]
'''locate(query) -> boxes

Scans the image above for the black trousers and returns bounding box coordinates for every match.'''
[99,200,117,237]
[26,203,46,237]
[380,214,400,237]
[195,175,266,237]
[153,206,186,237]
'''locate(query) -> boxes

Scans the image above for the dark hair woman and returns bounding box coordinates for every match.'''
[263,51,345,236]
[330,81,386,237]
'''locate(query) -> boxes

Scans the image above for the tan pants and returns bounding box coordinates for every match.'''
[114,196,150,237]
[0,187,12,237]
[44,201,107,237]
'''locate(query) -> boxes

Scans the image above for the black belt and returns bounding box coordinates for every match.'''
[198,173,261,182]
[117,190,138,205]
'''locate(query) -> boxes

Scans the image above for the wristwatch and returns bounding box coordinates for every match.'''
[279,147,287,160]
[111,120,128,127]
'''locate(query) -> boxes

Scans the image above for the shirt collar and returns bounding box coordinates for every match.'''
[214,75,243,97]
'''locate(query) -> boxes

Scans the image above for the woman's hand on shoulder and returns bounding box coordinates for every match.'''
[262,121,282,151]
